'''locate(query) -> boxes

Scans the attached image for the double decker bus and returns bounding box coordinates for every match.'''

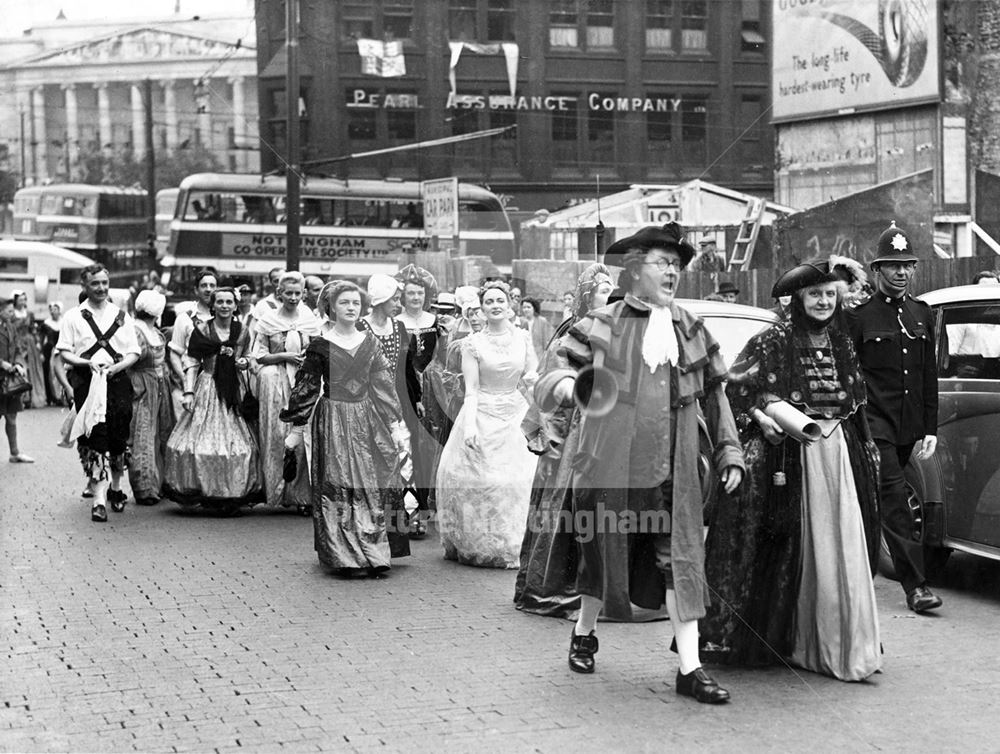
[161,173,516,292]
[13,184,153,286]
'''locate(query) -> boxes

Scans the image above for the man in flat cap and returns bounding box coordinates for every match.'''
[689,235,726,272]
[716,281,740,304]
[536,223,745,704]
[847,222,941,614]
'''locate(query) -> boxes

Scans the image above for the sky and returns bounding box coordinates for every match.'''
[0,0,253,36]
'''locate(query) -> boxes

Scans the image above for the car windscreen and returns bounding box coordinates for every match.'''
[701,314,773,370]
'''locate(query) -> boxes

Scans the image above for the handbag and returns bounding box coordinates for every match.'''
[1,369,31,399]
[238,372,259,424]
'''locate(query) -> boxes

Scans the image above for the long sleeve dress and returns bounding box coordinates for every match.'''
[251,308,319,510]
[280,333,408,574]
[127,321,175,504]
[163,320,263,511]
[701,318,882,681]
[435,328,539,568]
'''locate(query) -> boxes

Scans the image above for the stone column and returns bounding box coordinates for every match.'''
[96,83,112,153]
[131,84,146,157]
[195,78,212,150]
[162,80,179,151]
[31,86,47,183]
[229,75,245,171]
[61,83,79,175]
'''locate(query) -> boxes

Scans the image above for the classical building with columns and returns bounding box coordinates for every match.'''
[0,14,259,186]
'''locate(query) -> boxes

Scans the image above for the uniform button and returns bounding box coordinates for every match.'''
[902,348,908,354]
[904,369,908,375]
[904,389,909,394]
[659,380,666,386]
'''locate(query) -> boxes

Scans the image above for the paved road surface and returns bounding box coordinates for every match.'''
[2,408,1000,752]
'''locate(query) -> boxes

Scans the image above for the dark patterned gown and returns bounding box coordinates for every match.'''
[280,333,409,573]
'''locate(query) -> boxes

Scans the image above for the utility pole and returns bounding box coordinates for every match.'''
[284,0,301,272]
[19,109,26,188]
[143,78,156,256]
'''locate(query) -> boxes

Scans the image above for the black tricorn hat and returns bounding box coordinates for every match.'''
[871,221,918,266]
[771,255,867,298]
[603,222,696,269]
[717,281,740,295]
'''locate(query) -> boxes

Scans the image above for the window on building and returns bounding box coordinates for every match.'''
[741,0,765,52]
[489,97,518,167]
[550,0,578,48]
[681,0,708,51]
[739,95,764,170]
[587,0,615,48]
[342,1,413,40]
[647,102,673,143]
[450,0,515,42]
[646,0,673,51]
[681,97,707,142]
[587,97,616,164]
[551,91,579,165]
[487,0,516,41]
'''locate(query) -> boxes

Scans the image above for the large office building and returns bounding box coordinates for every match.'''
[254,0,773,213]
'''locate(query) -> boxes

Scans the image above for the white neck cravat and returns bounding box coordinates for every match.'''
[641,304,678,373]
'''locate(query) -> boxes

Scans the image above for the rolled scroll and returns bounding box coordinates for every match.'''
[763,400,821,443]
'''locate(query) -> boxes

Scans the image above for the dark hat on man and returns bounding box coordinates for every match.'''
[717,281,740,295]
[870,221,918,267]
[771,255,867,298]
[603,222,696,269]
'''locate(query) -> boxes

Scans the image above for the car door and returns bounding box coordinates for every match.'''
[936,300,1000,548]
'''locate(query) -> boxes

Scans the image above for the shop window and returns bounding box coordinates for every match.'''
[647,104,673,143]
[681,97,707,142]
[551,92,579,165]
[387,109,416,141]
[348,110,377,141]
[588,102,616,164]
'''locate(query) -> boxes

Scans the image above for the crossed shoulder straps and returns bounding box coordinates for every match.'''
[79,307,127,362]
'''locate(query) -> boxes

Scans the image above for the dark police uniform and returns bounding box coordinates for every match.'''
[847,233,938,596]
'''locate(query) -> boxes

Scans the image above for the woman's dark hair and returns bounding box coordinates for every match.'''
[478,279,510,302]
[208,287,238,316]
[522,297,541,316]
[318,280,367,321]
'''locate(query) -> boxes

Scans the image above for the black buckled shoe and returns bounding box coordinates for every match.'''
[108,489,127,513]
[568,631,598,674]
[906,585,942,613]
[676,667,731,704]
[91,503,107,523]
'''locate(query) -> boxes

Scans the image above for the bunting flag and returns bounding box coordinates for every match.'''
[448,41,519,97]
[357,39,406,77]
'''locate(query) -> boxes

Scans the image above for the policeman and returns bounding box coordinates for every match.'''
[847,222,941,614]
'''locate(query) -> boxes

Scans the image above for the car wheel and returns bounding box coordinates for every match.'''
[876,469,950,581]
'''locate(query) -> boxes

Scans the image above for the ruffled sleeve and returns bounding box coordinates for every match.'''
[280,341,324,426]
[725,322,788,426]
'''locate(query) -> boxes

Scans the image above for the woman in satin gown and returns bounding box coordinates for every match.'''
[281,281,409,576]
[701,256,881,682]
[127,291,175,506]
[163,287,263,512]
[252,271,319,513]
[11,291,47,408]
[436,281,539,568]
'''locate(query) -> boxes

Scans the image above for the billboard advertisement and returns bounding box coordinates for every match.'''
[772,0,940,123]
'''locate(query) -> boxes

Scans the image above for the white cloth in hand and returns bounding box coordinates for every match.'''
[71,352,113,439]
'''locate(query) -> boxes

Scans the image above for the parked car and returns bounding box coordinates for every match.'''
[884,284,1000,579]
[674,299,779,518]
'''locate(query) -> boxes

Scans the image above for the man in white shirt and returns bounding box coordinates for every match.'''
[56,264,140,522]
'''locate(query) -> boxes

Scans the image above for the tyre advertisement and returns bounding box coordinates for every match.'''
[772,0,940,122]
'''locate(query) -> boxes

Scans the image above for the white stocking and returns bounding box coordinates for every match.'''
[667,589,700,675]
[575,594,602,636]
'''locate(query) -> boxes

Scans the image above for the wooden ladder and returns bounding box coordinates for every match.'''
[727,197,767,271]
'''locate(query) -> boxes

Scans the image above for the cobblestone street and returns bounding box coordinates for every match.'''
[3,408,1000,753]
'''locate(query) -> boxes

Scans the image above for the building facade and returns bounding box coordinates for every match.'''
[0,14,259,187]
[254,0,773,212]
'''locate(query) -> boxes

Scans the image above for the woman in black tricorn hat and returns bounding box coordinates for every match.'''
[701,255,882,681]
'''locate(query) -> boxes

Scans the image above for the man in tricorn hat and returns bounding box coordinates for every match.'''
[847,222,941,614]
[535,222,745,703]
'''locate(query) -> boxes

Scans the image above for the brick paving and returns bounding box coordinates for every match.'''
[3,407,1000,753]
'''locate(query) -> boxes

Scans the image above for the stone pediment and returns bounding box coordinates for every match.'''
[16,27,255,68]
